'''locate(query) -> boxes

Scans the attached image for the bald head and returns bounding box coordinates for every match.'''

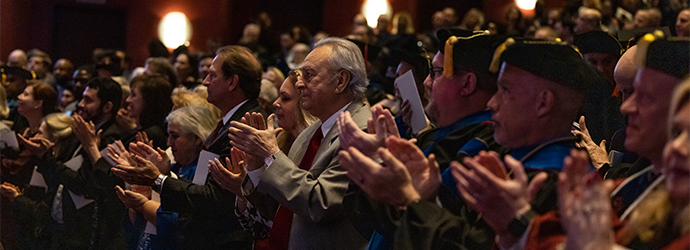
[8,49,27,69]
[614,45,638,102]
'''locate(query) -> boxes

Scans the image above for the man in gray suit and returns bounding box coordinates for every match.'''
[229,37,371,250]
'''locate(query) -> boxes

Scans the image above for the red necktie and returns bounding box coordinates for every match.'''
[207,120,224,144]
[265,129,323,250]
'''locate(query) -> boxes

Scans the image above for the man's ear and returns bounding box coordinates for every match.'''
[226,75,240,93]
[334,70,351,94]
[459,72,477,96]
[102,101,114,114]
[536,89,555,117]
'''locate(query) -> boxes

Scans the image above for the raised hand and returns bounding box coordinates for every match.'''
[0,182,21,201]
[135,131,153,148]
[129,142,171,175]
[107,140,137,167]
[451,152,547,236]
[72,114,102,163]
[338,106,401,159]
[17,134,54,158]
[386,136,440,200]
[115,185,149,211]
[209,147,247,196]
[572,116,609,169]
[116,108,137,133]
[400,99,431,134]
[111,155,161,185]
[339,146,421,208]
[559,150,616,250]
[228,112,280,165]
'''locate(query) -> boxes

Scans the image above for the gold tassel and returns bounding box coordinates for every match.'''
[489,38,515,74]
[634,31,663,68]
[443,36,458,77]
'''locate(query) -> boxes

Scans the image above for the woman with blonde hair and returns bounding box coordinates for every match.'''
[207,69,316,249]
[0,112,88,250]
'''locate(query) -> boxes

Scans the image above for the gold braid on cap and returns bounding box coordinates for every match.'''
[634,30,665,68]
[1,68,5,87]
[489,38,515,74]
[443,31,491,77]
[443,36,459,77]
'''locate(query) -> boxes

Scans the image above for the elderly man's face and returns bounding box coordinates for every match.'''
[295,45,338,117]
[488,63,541,149]
[620,67,678,162]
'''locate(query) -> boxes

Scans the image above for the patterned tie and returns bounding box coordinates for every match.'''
[267,128,323,250]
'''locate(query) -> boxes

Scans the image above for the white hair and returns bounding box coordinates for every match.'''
[166,105,218,141]
[313,37,368,100]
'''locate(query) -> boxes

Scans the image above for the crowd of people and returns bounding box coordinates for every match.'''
[0,1,689,250]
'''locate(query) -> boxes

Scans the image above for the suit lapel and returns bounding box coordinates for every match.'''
[292,99,369,169]
[205,99,262,149]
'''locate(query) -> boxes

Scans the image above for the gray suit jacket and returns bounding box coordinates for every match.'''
[244,99,371,250]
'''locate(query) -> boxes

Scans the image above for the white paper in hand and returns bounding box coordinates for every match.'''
[63,155,95,209]
[68,190,94,209]
[64,155,84,171]
[101,144,118,167]
[193,150,218,185]
[395,70,427,134]
[29,166,48,189]
[144,191,160,235]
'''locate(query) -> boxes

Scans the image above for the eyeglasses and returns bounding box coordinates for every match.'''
[429,67,444,80]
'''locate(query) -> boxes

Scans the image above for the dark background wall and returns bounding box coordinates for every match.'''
[0,0,564,68]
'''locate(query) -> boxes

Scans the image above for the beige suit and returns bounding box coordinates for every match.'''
[244,99,370,250]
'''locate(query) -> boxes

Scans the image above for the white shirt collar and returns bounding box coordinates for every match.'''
[222,99,249,125]
[320,102,351,137]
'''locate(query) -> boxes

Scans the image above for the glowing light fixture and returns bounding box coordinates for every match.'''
[158,12,192,49]
[361,0,392,28]
[515,0,537,10]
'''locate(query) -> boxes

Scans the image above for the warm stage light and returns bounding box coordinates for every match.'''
[361,0,392,28]
[515,0,537,10]
[158,12,192,49]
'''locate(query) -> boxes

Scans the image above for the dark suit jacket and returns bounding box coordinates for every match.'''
[159,99,264,250]
[35,119,129,250]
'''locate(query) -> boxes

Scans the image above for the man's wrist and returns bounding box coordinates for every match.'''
[152,174,168,193]
[508,207,535,237]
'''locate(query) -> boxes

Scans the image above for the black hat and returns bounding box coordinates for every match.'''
[346,39,382,63]
[437,28,475,54]
[437,29,506,76]
[1,66,34,80]
[384,35,429,77]
[635,32,690,79]
[574,31,624,57]
[496,38,601,93]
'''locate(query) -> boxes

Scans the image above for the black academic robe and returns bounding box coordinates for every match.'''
[393,137,578,250]
[344,110,507,249]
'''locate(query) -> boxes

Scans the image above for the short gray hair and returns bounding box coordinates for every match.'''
[314,37,368,100]
[166,105,218,141]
